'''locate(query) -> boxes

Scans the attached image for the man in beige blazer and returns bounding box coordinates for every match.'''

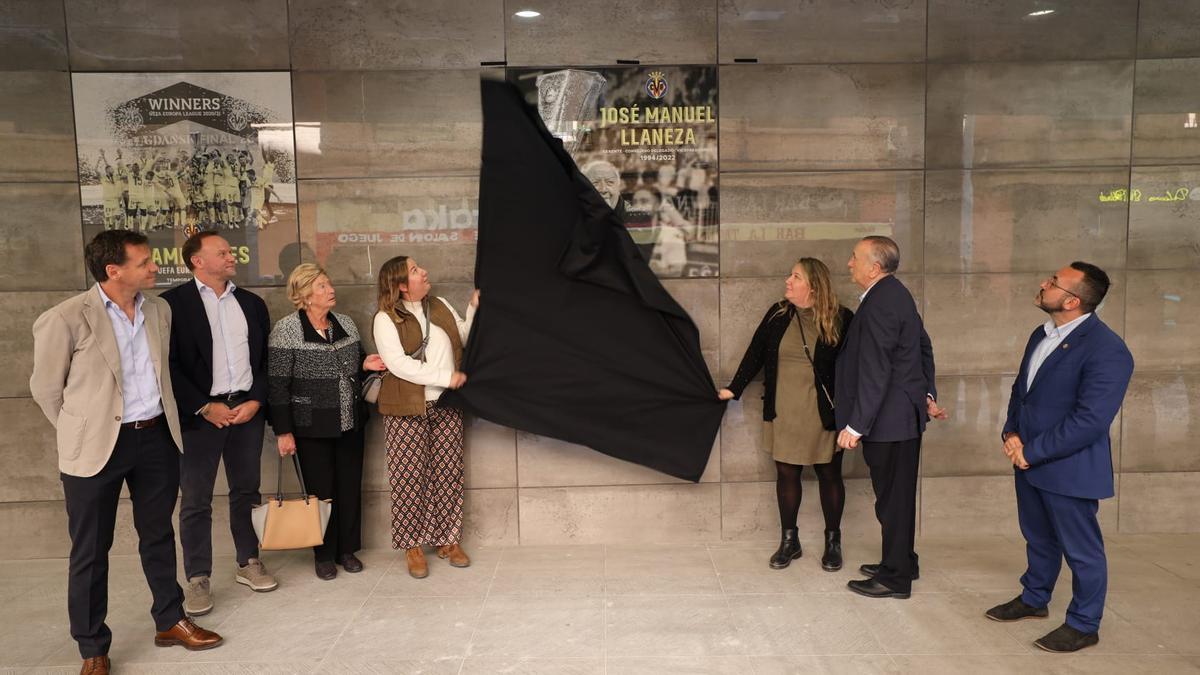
[30,230,222,675]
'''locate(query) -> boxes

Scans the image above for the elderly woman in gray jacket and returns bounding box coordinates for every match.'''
[268,263,386,580]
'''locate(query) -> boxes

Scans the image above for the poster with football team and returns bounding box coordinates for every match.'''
[72,71,299,286]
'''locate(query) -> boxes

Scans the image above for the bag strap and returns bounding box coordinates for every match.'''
[275,453,312,505]
[793,311,836,410]
[396,298,432,363]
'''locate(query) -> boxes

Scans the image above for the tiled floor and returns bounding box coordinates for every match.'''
[3,534,1200,674]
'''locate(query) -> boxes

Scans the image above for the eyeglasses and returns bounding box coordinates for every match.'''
[1045,276,1080,299]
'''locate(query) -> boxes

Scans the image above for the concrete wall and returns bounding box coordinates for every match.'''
[1,0,1198,558]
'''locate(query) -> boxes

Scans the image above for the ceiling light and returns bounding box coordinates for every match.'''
[1027,9,1055,16]
[514,10,541,18]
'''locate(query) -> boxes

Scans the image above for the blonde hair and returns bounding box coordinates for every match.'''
[286,263,328,310]
[774,257,843,346]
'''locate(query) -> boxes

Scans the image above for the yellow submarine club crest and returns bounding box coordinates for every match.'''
[645,71,668,100]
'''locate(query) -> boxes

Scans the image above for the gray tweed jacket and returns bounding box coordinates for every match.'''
[267,310,367,438]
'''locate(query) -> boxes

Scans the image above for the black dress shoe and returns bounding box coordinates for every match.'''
[337,554,364,573]
[858,563,919,581]
[847,578,910,599]
[769,529,802,569]
[821,530,842,572]
[1034,623,1099,653]
[315,560,337,580]
[985,595,1049,622]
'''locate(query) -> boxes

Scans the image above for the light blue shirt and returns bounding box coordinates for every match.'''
[195,278,252,396]
[97,285,164,423]
[1026,313,1092,391]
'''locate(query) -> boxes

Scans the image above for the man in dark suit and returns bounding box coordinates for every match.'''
[985,262,1133,653]
[835,236,946,599]
[161,231,274,618]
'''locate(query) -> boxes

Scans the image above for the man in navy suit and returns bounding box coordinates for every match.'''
[985,262,1133,653]
[161,231,275,618]
[835,236,946,599]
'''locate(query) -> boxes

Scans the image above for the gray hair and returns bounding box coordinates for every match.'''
[862,235,900,274]
[581,160,619,182]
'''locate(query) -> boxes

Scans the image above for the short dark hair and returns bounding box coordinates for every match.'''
[862,235,900,274]
[181,230,223,271]
[1069,261,1111,313]
[85,229,148,282]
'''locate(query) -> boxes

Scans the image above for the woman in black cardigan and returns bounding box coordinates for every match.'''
[720,258,853,571]
[268,263,387,580]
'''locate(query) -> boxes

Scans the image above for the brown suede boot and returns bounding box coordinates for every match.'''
[406,547,428,578]
[437,543,470,568]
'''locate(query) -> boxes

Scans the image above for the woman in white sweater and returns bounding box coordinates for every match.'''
[372,255,477,579]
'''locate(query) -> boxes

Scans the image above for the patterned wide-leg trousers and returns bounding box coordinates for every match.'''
[384,402,466,550]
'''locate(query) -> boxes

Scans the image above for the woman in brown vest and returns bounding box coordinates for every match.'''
[372,255,478,579]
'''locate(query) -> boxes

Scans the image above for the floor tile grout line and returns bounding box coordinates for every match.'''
[602,543,609,675]
[845,585,895,658]
[456,545,505,673]
[706,543,758,663]
[313,551,398,672]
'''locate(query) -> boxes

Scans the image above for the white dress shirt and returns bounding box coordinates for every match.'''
[858,276,884,302]
[96,285,163,422]
[1026,313,1091,391]
[374,297,475,402]
[195,277,253,395]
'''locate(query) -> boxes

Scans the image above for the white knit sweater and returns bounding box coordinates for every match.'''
[373,297,475,402]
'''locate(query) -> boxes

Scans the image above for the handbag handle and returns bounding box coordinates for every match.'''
[274,453,312,506]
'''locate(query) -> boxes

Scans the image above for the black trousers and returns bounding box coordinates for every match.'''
[61,421,185,658]
[179,410,265,578]
[294,427,365,562]
[862,436,922,593]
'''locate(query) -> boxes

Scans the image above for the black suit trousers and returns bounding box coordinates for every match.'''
[294,427,365,562]
[179,410,265,578]
[60,421,186,658]
[862,436,921,593]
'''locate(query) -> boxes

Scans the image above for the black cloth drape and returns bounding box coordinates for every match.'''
[439,80,725,482]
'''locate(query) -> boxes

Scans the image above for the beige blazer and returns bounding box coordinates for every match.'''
[30,285,183,478]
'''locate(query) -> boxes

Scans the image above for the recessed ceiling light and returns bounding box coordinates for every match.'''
[514,10,541,18]
[1027,9,1055,16]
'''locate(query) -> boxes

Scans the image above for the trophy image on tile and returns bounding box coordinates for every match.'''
[534,69,607,154]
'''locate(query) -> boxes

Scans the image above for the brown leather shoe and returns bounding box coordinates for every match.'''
[80,655,110,675]
[437,543,471,568]
[406,547,429,578]
[154,617,223,651]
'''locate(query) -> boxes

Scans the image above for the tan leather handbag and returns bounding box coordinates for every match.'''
[251,454,332,550]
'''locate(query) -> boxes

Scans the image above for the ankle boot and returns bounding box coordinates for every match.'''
[821,529,843,572]
[769,529,802,569]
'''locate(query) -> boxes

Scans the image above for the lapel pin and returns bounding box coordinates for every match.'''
[1062,343,1069,349]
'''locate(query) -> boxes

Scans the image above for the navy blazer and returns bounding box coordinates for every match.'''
[834,274,936,442]
[161,279,270,431]
[1003,314,1133,500]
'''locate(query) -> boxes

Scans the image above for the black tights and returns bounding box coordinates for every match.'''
[776,451,845,534]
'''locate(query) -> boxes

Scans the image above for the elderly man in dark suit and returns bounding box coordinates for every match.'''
[985,262,1133,653]
[835,236,946,599]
